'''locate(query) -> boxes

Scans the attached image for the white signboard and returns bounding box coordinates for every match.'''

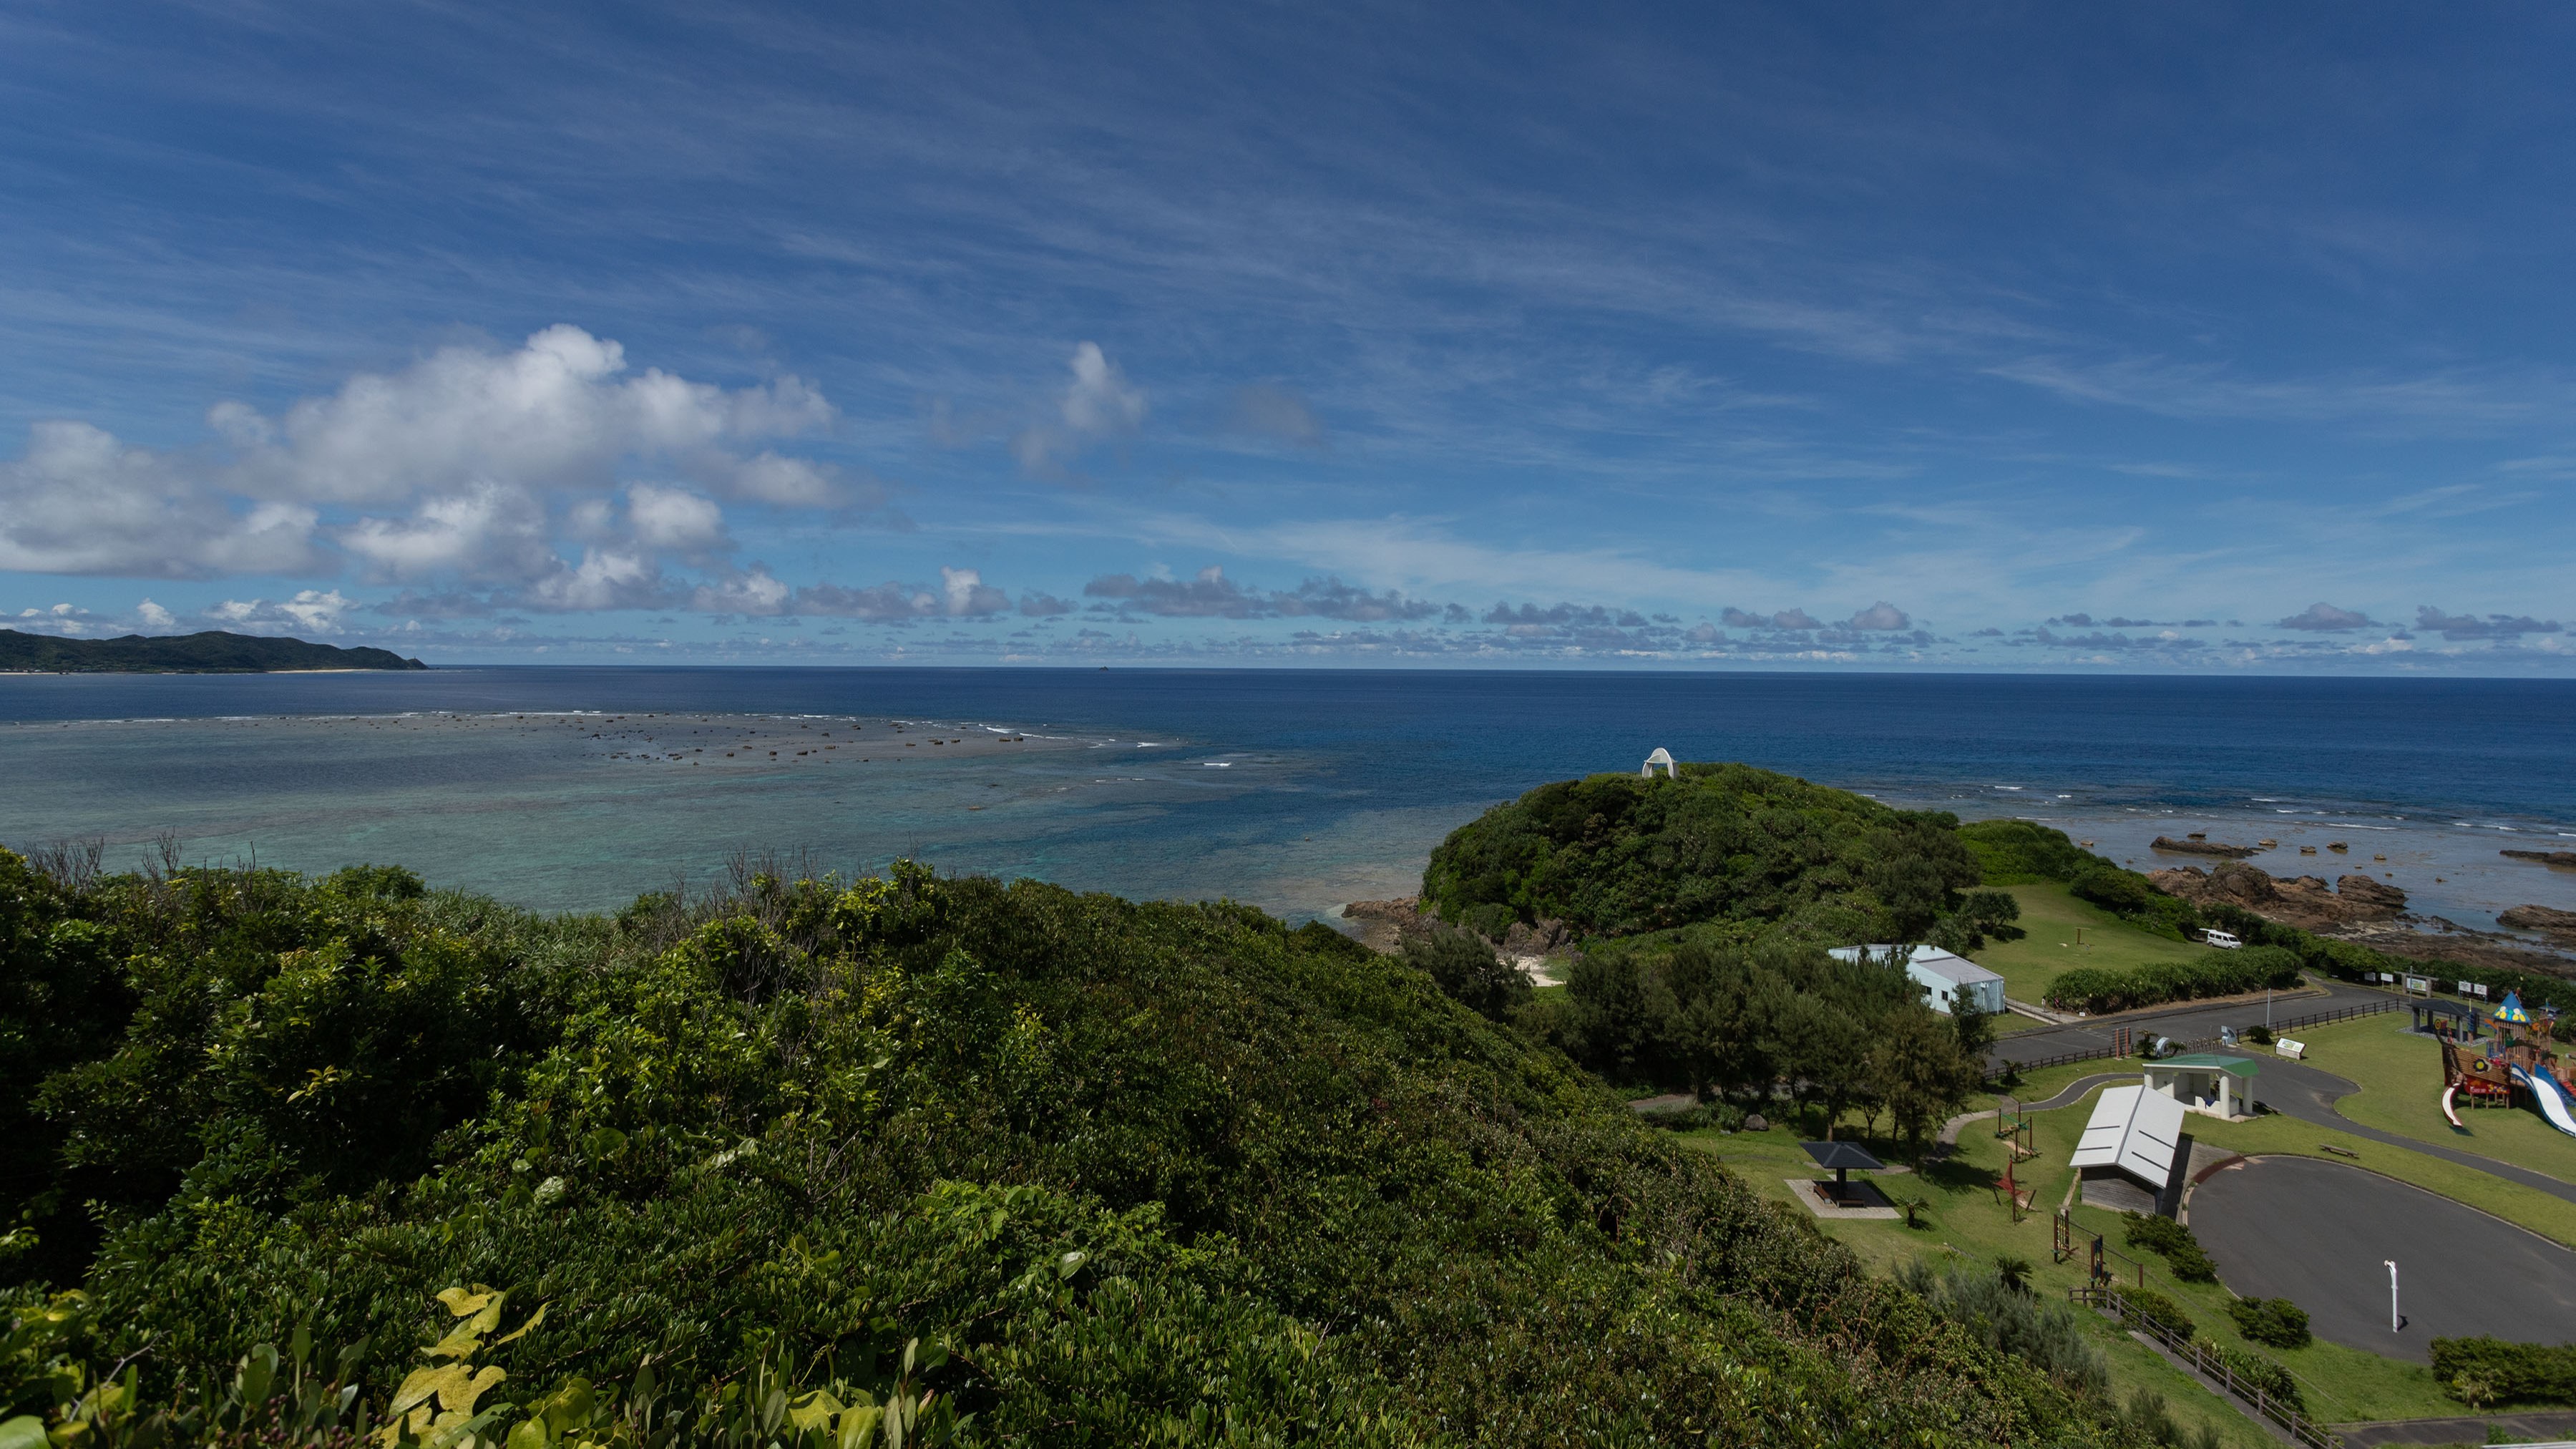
[2404,976,2431,996]
[2276,1038,2306,1060]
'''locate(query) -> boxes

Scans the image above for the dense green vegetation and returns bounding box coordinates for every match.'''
[0,629,426,673]
[1422,764,1979,945]
[2120,1215,2216,1284]
[0,847,2141,1447]
[2222,1299,2309,1351]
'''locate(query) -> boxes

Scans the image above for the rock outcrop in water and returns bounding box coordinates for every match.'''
[2150,835,2261,858]
[2501,905,2576,938]
[2504,849,2576,869]
[2147,862,2404,930]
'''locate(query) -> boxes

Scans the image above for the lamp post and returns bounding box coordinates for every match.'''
[2386,1260,2400,1333]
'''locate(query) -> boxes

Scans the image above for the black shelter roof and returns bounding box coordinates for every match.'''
[1800,1141,1884,1172]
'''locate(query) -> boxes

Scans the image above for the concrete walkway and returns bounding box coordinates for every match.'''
[2334,1408,2576,1446]
[1936,1072,2132,1146]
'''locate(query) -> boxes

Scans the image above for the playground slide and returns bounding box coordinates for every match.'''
[2511,1065,2576,1138]
[2442,1085,2464,1130]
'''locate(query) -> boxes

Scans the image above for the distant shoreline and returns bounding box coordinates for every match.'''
[0,630,427,674]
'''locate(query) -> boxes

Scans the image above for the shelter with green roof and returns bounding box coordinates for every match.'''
[2142,1053,2260,1120]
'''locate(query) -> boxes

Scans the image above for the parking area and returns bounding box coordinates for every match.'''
[2189,1154,2576,1361]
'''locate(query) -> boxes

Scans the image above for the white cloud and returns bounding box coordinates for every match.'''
[222,325,834,504]
[338,483,552,581]
[205,589,356,635]
[625,484,727,552]
[1847,601,1911,630]
[1015,341,1146,476]
[940,566,1009,616]
[0,421,321,577]
[136,598,175,629]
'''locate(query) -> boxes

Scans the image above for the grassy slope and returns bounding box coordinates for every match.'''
[1969,884,2220,1008]
[2289,1013,2576,1186]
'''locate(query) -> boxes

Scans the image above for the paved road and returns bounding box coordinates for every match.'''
[2190,1155,2576,1362]
[1991,978,2395,1070]
[2250,1052,2576,1207]
[2336,1409,2576,1447]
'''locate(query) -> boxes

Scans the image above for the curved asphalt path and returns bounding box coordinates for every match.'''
[2191,1155,2576,1362]
[1990,977,2394,1070]
[2250,1051,2576,1207]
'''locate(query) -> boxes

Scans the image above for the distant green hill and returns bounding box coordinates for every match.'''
[0,628,426,672]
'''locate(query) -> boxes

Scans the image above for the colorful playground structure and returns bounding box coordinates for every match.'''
[2436,991,2576,1136]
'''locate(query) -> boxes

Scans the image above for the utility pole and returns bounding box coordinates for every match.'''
[2386,1260,2400,1333]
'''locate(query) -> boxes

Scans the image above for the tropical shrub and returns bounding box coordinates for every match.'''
[1897,1258,2107,1395]
[2114,1287,2195,1342]
[2226,1296,2311,1349]
[2123,1214,2219,1283]
[2046,949,2303,1015]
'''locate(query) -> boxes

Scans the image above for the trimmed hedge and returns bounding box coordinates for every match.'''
[2116,1287,2194,1342]
[2429,1336,2576,1406]
[2046,947,2305,1015]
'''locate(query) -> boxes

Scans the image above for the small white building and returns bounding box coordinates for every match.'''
[2070,1083,2189,1214]
[2142,1053,2258,1120]
[1641,747,1677,779]
[1828,944,2006,1017]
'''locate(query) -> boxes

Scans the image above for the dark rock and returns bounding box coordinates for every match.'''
[2152,836,2260,858]
[2502,849,2576,869]
[2500,904,2576,937]
[2335,875,2408,914]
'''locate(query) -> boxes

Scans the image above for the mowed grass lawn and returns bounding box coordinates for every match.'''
[1968,883,2228,1008]
[2278,1013,2576,1189]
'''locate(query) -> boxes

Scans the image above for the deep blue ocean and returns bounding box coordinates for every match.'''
[4,668,2572,935]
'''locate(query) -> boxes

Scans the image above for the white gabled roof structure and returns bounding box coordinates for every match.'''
[2069,1083,2187,1187]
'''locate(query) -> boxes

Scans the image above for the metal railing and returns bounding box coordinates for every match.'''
[1986,995,2401,1082]
[2072,1284,2339,1448]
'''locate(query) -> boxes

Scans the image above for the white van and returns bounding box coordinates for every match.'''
[2202,929,2242,950]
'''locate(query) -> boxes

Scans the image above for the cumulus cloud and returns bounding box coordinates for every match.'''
[1014,342,1146,476]
[2414,605,2565,640]
[1846,601,1911,630]
[1224,383,1325,447]
[216,325,833,504]
[2277,602,2377,631]
[1018,592,1078,618]
[136,598,175,629]
[1485,601,1649,630]
[0,421,321,577]
[206,589,356,635]
[2049,613,2176,628]
[1722,606,1827,630]
[1086,566,1262,618]
[624,484,728,554]
[0,326,846,610]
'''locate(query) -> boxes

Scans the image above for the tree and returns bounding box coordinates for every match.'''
[1402,923,1529,1021]
[1870,1002,1981,1151]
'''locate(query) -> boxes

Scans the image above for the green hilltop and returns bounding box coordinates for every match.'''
[0,628,426,673]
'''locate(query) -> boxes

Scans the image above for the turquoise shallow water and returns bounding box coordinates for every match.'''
[4,668,2573,934]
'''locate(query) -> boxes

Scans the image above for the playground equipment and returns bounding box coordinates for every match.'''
[2438,992,2576,1138]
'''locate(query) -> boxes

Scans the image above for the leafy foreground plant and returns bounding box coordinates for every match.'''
[1,849,2149,1445]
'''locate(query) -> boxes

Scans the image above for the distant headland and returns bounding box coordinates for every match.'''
[0,628,428,673]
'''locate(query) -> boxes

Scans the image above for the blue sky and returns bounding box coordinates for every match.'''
[4,3,2573,670]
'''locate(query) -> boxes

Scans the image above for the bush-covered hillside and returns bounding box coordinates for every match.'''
[0,848,2126,1446]
[1422,763,1979,945]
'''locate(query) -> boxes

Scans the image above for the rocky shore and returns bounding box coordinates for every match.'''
[1337,897,1578,985]
[2151,859,2576,975]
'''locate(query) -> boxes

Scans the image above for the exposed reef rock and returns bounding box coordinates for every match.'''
[2503,849,2576,869]
[1337,896,1438,954]
[2149,862,2572,975]
[2150,835,2261,858]
[2500,904,2576,938]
